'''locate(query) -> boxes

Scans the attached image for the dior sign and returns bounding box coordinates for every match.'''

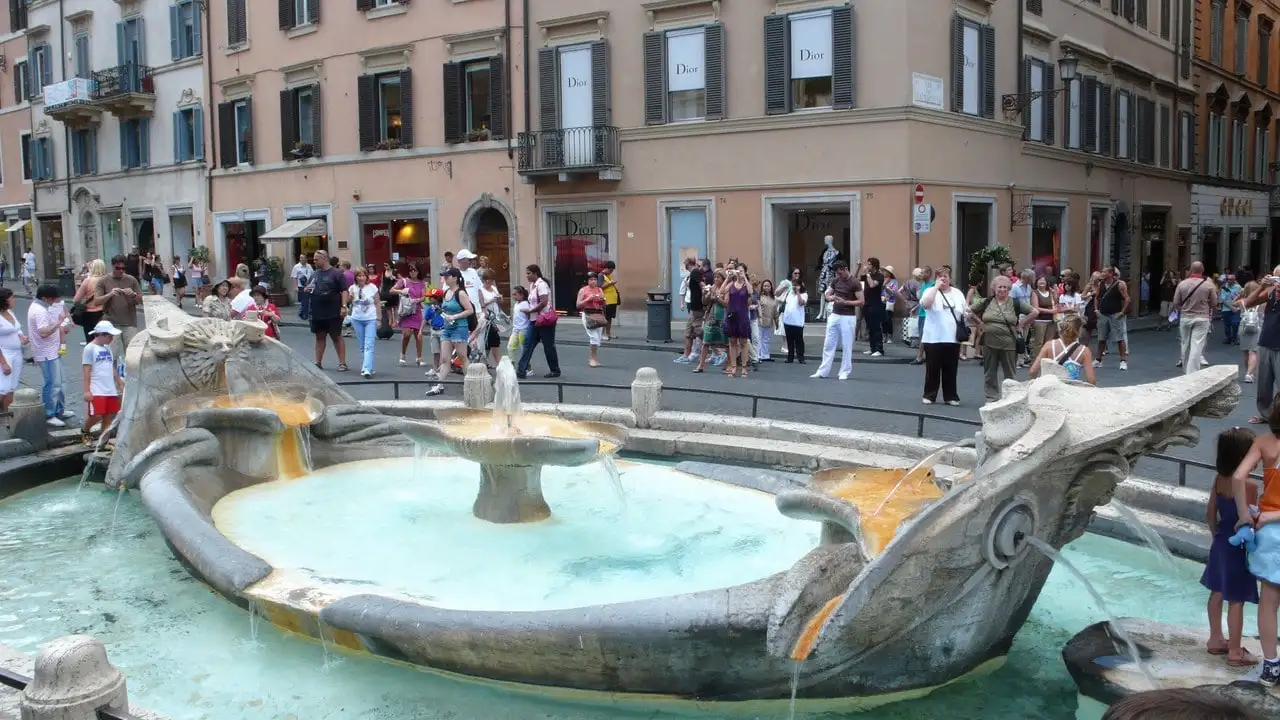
[790,11,833,79]
[667,28,705,92]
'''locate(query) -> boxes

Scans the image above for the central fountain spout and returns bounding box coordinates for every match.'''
[396,359,628,524]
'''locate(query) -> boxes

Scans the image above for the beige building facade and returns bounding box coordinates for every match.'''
[0,0,32,273]
[519,0,1195,315]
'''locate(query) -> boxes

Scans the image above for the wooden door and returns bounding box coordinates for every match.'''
[475,232,510,299]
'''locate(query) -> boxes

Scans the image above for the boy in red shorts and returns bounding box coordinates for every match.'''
[81,320,123,445]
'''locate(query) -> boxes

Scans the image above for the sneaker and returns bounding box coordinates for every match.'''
[838,373,850,380]
[1201,359,1210,367]
[58,410,75,419]
[922,398,933,405]
[1246,374,1256,383]
[424,384,445,397]
[863,350,873,355]
[674,355,691,364]
[1175,360,1183,368]
[871,351,882,357]
[80,432,94,446]
[1119,360,1128,371]
[361,371,371,379]
[423,370,439,380]
[1093,359,1103,368]
[809,371,827,379]
[1261,659,1280,687]
[399,357,407,366]
[46,417,65,428]
[947,400,961,406]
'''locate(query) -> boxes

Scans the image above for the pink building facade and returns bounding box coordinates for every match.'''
[0,0,32,272]
[206,0,530,293]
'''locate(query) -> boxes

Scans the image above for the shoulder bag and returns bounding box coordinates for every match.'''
[987,300,1026,355]
[1168,278,1208,325]
[395,283,417,320]
[533,281,558,327]
[939,290,970,343]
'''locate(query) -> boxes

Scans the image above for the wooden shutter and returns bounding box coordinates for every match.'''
[488,55,506,140]
[279,0,295,31]
[1027,0,1043,14]
[980,24,995,119]
[357,74,376,151]
[140,117,151,167]
[1099,83,1112,155]
[9,0,19,33]
[217,101,235,167]
[193,107,204,161]
[192,2,202,56]
[1137,0,1147,27]
[356,0,374,10]
[642,31,666,125]
[172,111,183,162]
[832,5,854,109]
[229,0,246,45]
[442,62,464,143]
[1160,0,1171,38]
[704,23,725,120]
[399,68,414,148]
[950,16,964,112]
[89,128,98,173]
[1123,0,1135,22]
[170,4,181,61]
[280,88,296,159]
[590,40,610,126]
[308,0,319,24]
[537,46,557,130]
[1111,0,1121,14]
[11,62,20,103]
[309,83,322,156]
[1083,76,1097,151]
[241,100,253,164]
[1022,57,1032,136]
[764,14,788,115]
[1044,65,1055,144]
[1159,104,1171,167]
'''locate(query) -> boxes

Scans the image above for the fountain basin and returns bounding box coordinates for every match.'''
[395,410,627,467]
[160,385,323,433]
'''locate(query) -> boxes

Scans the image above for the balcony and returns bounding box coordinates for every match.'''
[517,126,622,181]
[91,64,155,117]
[42,78,101,126]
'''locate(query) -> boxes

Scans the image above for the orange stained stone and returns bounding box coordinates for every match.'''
[791,594,844,661]
[816,467,943,555]
[446,414,618,454]
[213,393,317,428]
[276,429,308,481]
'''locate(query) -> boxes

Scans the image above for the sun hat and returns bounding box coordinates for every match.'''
[90,320,122,337]
[455,249,477,260]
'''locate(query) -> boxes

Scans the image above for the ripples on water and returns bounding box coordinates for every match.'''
[0,479,1241,720]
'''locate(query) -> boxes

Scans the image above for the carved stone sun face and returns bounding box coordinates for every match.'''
[180,319,250,389]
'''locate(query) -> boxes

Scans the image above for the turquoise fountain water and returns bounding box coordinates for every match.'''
[0,478,1247,720]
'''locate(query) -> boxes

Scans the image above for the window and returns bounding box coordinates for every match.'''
[1159,103,1171,167]
[74,33,90,79]
[1256,124,1268,182]
[663,29,705,121]
[279,0,317,30]
[1263,22,1274,88]
[1089,79,1113,154]
[234,100,252,164]
[170,0,201,60]
[280,84,321,157]
[642,25,725,126]
[1211,1,1225,65]
[31,136,52,181]
[951,16,995,119]
[1160,0,1171,39]
[1137,0,1147,28]
[458,61,492,133]
[1027,58,1052,143]
[70,128,96,176]
[1116,90,1130,158]
[1208,112,1225,176]
[1236,10,1249,75]
[173,107,203,162]
[295,0,310,25]
[12,60,28,104]
[763,6,855,114]
[226,0,246,46]
[378,75,402,142]
[9,0,27,32]
[28,44,51,93]
[1026,0,1043,16]
[1232,117,1246,179]
[1066,76,1083,149]
[120,118,150,169]
[18,132,30,181]
[1134,97,1155,164]
[1179,110,1193,170]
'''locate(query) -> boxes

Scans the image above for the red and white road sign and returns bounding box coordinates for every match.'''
[914,184,925,204]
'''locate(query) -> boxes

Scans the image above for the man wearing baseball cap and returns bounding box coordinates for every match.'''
[455,249,482,337]
[81,320,124,445]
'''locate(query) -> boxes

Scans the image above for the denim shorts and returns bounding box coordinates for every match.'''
[441,323,470,343]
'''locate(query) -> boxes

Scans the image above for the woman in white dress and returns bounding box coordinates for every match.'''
[0,288,26,410]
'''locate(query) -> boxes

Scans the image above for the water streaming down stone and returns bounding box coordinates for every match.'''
[492,358,522,417]
[787,660,803,720]
[109,485,126,538]
[871,440,969,518]
[1023,536,1159,691]
[598,454,626,507]
[1108,500,1179,574]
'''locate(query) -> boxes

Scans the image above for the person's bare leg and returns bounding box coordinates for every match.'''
[588,345,599,366]
[1249,351,1259,377]
[400,330,410,360]
[1227,601,1254,662]
[1260,582,1280,659]
[335,334,347,367]
[314,334,326,365]
[1208,591,1227,652]
[1118,340,1129,361]
[693,342,709,371]
[414,330,423,362]
[436,341,454,378]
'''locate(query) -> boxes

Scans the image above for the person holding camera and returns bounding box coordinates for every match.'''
[919,267,967,406]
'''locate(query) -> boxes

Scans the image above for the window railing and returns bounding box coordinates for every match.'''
[517,125,621,174]
[90,63,155,99]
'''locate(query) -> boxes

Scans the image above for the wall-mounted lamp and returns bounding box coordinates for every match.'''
[1001,51,1078,117]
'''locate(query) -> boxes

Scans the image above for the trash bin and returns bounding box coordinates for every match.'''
[646,290,672,343]
[57,267,75,298]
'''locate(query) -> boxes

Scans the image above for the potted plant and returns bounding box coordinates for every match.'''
[467,127,491,142]
[187,245,211,267]
[967,244,1016,287]
[291,141,314,159]
[374,139,403,151]
[265,256,291,307]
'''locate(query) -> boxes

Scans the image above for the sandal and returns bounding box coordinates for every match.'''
[1250,416,1268,425]
[1207,645,1229,656]
[693,366,705,373]
[1227,650,1260,667]
[337,364,349,372]
[314,362,323,370]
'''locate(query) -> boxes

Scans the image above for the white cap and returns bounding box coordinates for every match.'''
[90,320,122,336]
[455,249,477,261]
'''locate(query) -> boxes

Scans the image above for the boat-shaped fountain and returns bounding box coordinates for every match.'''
[106,297,1241,709]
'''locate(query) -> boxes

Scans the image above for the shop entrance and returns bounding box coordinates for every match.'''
[1030,205,1064,279]
[1140,211,1168,315]
[1202,228,1222,276]
[955,202,991,292]
[1251,229,1265,277]
[1089,208,1108,275]
[471,208,510,300]
[132,217,155,255]
[548,209,609,314]
[1229,229,1244,272]
[39,217,64,278]
[362,217,429,273]
[778,208,850,321]
[226,219,266,277]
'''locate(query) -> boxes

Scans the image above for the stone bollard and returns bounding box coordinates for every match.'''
[9,387,48,452]
[630,367,662,428]
[463,363,493,409]
[20,635,129,720]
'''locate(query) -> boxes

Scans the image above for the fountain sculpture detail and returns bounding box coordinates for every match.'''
[109,297,1241,707]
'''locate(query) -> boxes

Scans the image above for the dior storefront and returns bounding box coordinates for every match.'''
[1190,184,1270,276]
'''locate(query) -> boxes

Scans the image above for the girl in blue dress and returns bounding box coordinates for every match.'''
[1204,427,1260,666]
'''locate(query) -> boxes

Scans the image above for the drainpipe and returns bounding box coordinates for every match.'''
[521,0,530,137]
[59,0,70,238]
[203,0,214,261]
[1015,0,1024,123]
[504,0,512,161]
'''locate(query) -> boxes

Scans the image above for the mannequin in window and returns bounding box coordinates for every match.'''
[817,235,840,318]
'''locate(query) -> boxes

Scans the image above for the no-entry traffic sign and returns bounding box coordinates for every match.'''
[914,184,925,204]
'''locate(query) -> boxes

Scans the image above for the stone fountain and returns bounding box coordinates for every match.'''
[108,296,1240,707]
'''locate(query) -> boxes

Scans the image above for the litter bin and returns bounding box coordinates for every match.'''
[646,290,672,343]
[57,267,75,298]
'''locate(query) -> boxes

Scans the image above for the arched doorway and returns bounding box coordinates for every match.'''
[466,202,512,299]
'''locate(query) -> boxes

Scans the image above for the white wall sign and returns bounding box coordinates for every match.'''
[961,24,979,114]
[667,28,705,91]
[559,44,594,165]
[912,73,944,111]
[1029,63,1044,141]
[789,11,833,79]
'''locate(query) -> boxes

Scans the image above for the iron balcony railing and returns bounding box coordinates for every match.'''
[90,63,155,100]
[517,125,621,174]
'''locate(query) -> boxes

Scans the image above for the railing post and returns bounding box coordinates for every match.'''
[20,635,129,720]
[1179,462,1187,487]
[393,382,400,400]
[630,367,662,428]
[917,414,925,438]
[751,396,759,418]
[557,384,564,404]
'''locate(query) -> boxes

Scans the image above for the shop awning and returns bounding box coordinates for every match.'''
[260,218,326,242]
[5,220,30,233]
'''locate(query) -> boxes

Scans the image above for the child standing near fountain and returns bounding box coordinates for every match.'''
[1205,427,1260,667]
[1232,399,1280,684]
[509,285,531,367]
[80,320,123,446]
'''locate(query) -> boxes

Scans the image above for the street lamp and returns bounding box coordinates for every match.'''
[1001,50,1079,117]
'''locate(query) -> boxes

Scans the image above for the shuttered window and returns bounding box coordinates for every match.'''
[71,128,96,176]
[1025,57,1053,144]
[443,57,505,142]
[1261,22,1272,88]
[950,15,995,119]
[1083,76,1098,151]
[218,99,253,165]
[1135,97,1155,164]
[1232,117,1246,180]
[357,69,413,150]
[280,85,321,158]
[1207,112,1223,176]
[12,60,26,104]
[1255,124,1268,182]
[74,33,91,79]
[1159,0,1170,39]
[1178,110,1193,170]
[1065,76,1083,149]
[1136,0,1147,28]
[170,0,201,60]
[1123,0,1135,22]
[1115,89,1131,158]
[1026,0,1042,16]
[28,44,51,92]
[173,107,203,162]
[643,24,726,125]
[31,136,52,181]
[9,0,26,32]
[1158,103,1170,168]
[1235,10,1249,75]
[119,118,150,169]
[1098,82,1113,155]
[227,0,247,46]
[1210,1,1225,65]
[763,7,855,115]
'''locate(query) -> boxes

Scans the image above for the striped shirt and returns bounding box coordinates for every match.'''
[26,300,64,362]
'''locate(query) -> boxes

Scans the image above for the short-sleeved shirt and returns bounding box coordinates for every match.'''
[601,272,620,305]
[828,274,860,316]
[861,271,885,308]
[26,301,63,362]
[82,343,118,397]
[94,274,142,328]
[978,298,1033,351]
[1172,276,1217,320]
[309,267,350,321]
